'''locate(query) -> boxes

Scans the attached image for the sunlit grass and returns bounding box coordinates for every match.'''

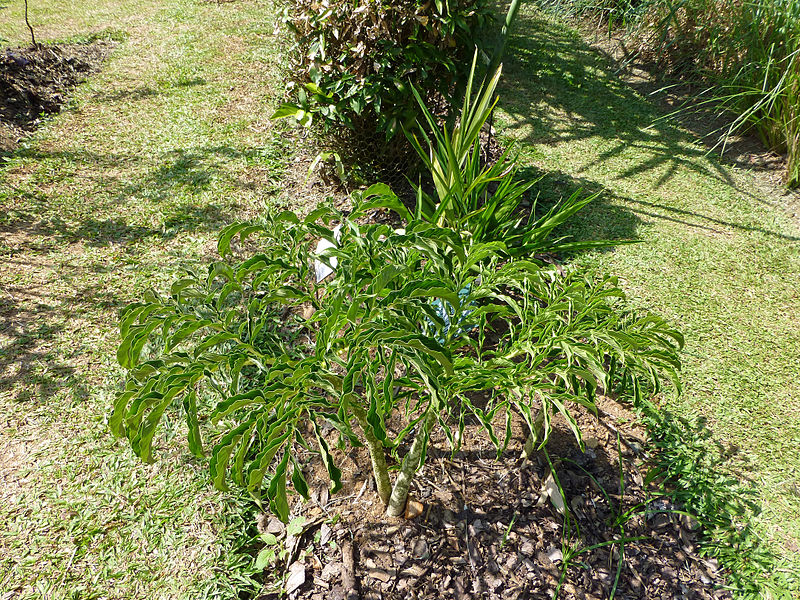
[0,0,292,597]
[498,10,800,595]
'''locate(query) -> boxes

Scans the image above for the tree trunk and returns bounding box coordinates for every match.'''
[24,0,37,47]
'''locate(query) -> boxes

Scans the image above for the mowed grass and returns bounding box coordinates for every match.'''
[2,0,800,598]
[497,10,800,591]
[0,0,294,597]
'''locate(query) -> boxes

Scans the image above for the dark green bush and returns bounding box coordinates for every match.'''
[275,0,493,144]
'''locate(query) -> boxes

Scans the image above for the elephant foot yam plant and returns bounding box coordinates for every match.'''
[111,184,683,521]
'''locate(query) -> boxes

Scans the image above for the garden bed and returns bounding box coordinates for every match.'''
[0,41,112,150]
[254,397,731,600]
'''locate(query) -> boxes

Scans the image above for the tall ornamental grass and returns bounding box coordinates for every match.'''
[537,0,800,187]
[644,0,800,188]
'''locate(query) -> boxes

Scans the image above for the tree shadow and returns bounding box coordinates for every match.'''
[87,77,207,104]
[115,145,281,204]
[91,86,162,103]
[0,252,96,404]
[490,12,800,255]
[589,32,792,176]
[499,12,749,194]
[520,165,800,245]
[0,138,284,409]
[1,143,285,245]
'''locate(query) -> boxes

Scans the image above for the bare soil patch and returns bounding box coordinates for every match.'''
[0,41,112,150]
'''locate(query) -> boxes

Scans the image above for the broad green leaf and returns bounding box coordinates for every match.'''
[255,547,277,570]
[291,462,310,501]
[267,450,291,523]
[286,515,306,536]
[212,389,264,421]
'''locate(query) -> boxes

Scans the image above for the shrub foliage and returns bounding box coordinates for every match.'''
[276,0,493,140]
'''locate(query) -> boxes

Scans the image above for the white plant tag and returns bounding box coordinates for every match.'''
[313,224,342,282]
[539,472,566,515]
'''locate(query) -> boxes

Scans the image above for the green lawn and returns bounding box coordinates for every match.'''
[2,0,799,598]
[498,9,800,592]
[0,1,291,597]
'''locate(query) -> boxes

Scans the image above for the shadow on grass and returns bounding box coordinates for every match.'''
[0,256,96,404]
[499,13,737,190]
[522,166,800,244]
[0,143,286,245]
[1,201,231,247]
[87,77,208,104]
[636,399,795,596]
[496,12,798,246]
[0,140,283,407]
[497,9,799,226]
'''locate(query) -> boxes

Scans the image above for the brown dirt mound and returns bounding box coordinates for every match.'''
[0,41,112,150]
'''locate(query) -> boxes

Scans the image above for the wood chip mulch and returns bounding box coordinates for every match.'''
[254,398,732,600]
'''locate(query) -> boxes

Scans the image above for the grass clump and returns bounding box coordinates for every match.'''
[638,398,798,598]
[534,0,800,188]
[642,0,800,188]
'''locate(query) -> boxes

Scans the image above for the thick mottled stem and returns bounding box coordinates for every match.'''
[351,403,391,506]
[386,410,436,517]
[521,409,545,461]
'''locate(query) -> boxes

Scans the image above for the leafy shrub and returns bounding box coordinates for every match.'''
[111,184,682,520]
[274,0,493,144]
